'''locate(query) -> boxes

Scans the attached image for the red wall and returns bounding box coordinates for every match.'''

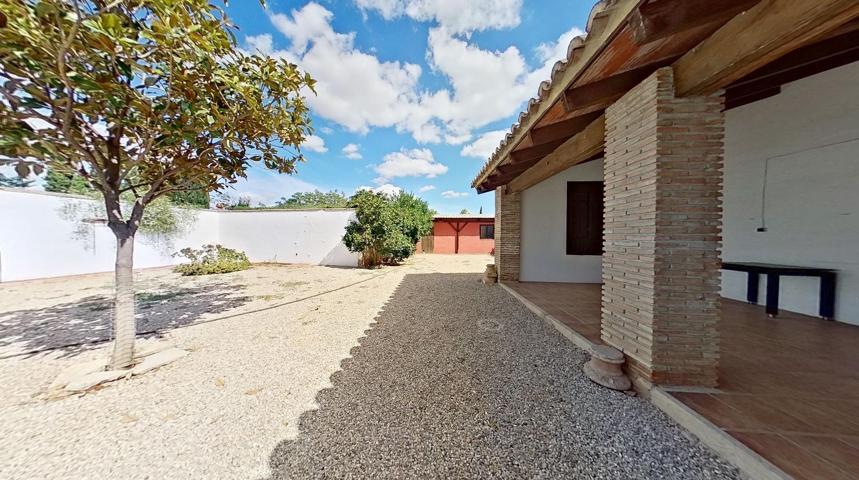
[431,219,494,254]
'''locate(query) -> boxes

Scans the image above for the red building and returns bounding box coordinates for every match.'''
[419,215,495,254]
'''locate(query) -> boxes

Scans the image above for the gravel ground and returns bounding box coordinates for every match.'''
[0,255,739,479]
[1,256,483,480]
[266,267,741,479]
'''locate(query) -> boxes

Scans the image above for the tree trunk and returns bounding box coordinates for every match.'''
[109,230,136,369]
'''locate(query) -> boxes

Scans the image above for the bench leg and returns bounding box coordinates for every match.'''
[766,274,780,317]
[747,273,759,304]
[820,273,836,320]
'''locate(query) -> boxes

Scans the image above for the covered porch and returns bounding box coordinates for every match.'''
[473,1,859,478]
[506,281,859,479]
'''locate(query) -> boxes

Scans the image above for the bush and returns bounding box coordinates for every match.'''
[343,190,433,268]
[173,245,251,276]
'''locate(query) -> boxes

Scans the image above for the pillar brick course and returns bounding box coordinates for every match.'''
[494,186,521,282]
[602,67,723,388]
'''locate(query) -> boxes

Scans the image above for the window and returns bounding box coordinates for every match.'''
[479,224,494,239]
[567,181,603,255]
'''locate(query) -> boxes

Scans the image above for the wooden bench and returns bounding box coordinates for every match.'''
[721,262,837,320]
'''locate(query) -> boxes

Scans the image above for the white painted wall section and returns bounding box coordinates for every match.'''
[218,209,359,266]
[0,189,359,282]
[722,61,859,325]
[520,159,603,283]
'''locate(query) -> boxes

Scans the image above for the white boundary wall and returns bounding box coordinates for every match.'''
[0,189,359,282]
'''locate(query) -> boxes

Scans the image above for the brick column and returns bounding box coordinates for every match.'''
[602,67,723,388]
[494,185,521,282]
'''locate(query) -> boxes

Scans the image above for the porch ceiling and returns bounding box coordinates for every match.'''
[472,0,859,194]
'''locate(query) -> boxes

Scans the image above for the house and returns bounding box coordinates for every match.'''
[418,215,495,255]
[472,1,859,478]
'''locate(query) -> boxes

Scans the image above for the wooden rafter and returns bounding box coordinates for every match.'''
[629,0,761,45]
[508,115,606,194]
[725,27,859,109]
[673,0,859,96]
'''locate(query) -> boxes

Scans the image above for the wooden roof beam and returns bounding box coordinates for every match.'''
[509,137,568,164]
[673,0,859,97]
[508,114,606,194]
[725,28,859,109]
[529,111,603,147]
[629,0,761,45]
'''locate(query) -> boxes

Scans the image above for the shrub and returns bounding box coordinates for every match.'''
[174,245,251,276]
[343,190,433,268]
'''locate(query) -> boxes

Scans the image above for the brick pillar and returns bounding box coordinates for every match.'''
[602,67,723,388]
[494,185,521,282]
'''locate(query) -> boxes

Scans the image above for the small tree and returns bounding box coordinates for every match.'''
[460,208,470,215]
[0,0,315,369]
[343,191,432,268]
[276,189,348,209]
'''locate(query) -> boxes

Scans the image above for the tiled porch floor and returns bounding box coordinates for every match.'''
[506,281,859,480]
[505,282,603,344]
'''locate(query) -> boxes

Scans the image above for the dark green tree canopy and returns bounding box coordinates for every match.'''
[343,191,433,267]
[276,190,349,209]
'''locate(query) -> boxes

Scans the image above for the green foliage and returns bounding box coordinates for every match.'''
[0,0,315,238]
[392,192,434,244]
[460,208,470,214]
[174,244,250,276]
[0,173,34,188]
[43,167,93,194]
[168,188,210,208]
[276,190,349,209]
[343,190,433,268]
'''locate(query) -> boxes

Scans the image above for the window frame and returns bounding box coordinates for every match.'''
[479,223,495,240]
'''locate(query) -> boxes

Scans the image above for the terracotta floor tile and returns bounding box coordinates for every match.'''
[506,282,859,477]
[728,432,854,480]
[783,434,859,478]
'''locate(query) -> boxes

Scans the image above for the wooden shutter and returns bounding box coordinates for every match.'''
[566,181,603,255]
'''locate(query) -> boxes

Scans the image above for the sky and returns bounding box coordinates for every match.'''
[221,0,595,214]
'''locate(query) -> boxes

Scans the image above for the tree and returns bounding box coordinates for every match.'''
[343,191,432,267]
[460,208,470,214]
[276,189,348,209]
[394,192,434,245]
[0,0,315,369]
[44,166,92,194]
[0,172,34,188]
[167,187,210,208]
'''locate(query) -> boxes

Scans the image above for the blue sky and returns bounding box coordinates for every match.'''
[223,0,595,213]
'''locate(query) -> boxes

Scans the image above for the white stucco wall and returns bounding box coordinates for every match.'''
[520,159,603,283]
[722,61,859,325]
[0,189,359,282]
[218,209,359,266]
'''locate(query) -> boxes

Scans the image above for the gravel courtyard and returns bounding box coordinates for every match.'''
[0,255,739,479]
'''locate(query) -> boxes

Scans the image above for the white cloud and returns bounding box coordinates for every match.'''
[355,0,523,34]
[254,3,583,148]
[342,143,363,159]
[357,183,403,196]
[302,134,328,153]
[374,148,447,183]
[319,126,334,134]
[265,4,434,142]
[460,129,509,159]
[418,185,436,192]
[441,190,469,198]
[530,26,586,83]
